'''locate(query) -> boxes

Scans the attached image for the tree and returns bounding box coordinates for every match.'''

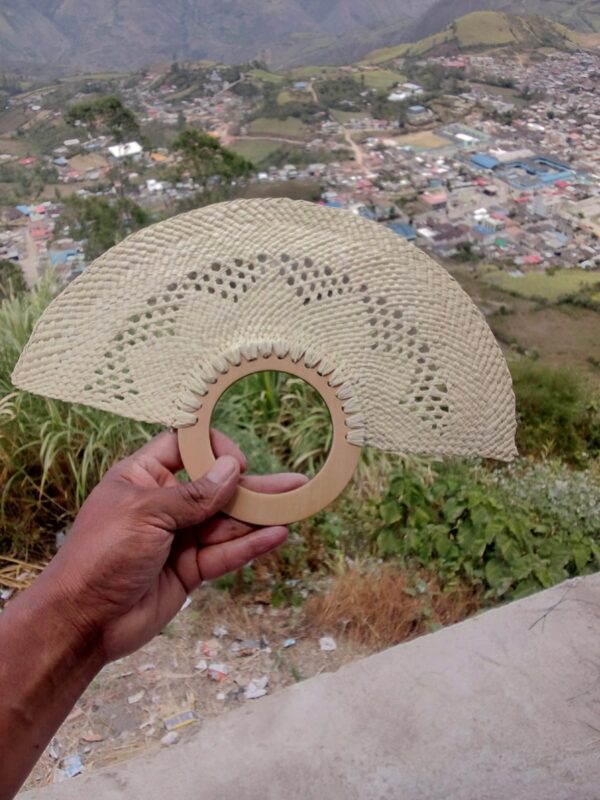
[58,196,150,261]
[64,96,141,142]
[0,259,27,300]
[173,128,253,195]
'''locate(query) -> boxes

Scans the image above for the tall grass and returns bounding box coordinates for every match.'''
[0,283,361,556]
[0,284,155,555]
[213,373,333,477]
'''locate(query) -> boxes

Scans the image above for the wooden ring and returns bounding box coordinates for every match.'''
[178,354,362,525]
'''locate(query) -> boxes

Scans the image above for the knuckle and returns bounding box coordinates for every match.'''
[126,488,154,518]
[179,478,216,508]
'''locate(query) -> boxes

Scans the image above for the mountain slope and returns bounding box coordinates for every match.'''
[408,0,600,41]
[364,10,584,64]
[0,0,437,72]
[0,1,594,72]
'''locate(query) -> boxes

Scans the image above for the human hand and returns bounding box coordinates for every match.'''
[37,430,306,663]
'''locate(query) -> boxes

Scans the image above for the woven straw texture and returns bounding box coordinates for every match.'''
[13,198,516,460]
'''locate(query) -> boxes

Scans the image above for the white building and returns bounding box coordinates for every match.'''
[108,142,143,159]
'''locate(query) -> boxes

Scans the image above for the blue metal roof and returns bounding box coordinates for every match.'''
[387,222,416,240]
[471,153,499,170]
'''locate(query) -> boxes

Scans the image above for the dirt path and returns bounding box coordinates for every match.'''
[213,121,233,146]
[20,228,40,288]
[25,586,368,790]
[233,134,307,145]
[343,129,365,170]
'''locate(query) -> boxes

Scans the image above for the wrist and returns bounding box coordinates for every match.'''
[0,571,105,799]
[14,569,107,675]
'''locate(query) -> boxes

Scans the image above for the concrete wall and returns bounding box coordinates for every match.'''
[23,574,600,800]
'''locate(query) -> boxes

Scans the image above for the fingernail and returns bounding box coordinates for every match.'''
[207,456,237,483]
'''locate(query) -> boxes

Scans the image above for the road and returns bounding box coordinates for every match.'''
[343,129,366,170]
[20,228,41,288]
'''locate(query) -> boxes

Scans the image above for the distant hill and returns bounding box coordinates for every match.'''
[0,0,431,73]
[0,1,594,73]
[364,11,585,64]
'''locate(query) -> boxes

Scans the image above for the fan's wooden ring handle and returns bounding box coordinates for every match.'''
[178,354,362,525]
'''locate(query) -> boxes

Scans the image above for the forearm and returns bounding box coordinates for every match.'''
[0,577,104,799]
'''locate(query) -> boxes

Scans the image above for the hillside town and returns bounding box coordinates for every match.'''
[0,47,599,287]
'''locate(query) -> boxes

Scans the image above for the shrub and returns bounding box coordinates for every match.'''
[0,284,155,555]
[376,458,600,600]
[305,564,481,650]
[510,360,600,463]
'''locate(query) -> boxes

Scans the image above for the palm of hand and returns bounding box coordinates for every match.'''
[46,431,304,662]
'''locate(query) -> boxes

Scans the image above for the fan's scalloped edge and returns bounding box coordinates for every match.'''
[174,338,368,447]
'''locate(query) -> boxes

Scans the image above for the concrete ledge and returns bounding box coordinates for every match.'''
[23,574,600,800]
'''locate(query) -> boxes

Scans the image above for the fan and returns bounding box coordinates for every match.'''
[13,198,516,524]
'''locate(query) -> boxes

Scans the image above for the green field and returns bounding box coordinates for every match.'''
[0,137,33,156]
[277,89,311,106]
[230,139,282,164]
[247,68,284,84]
[361,69,405,91]
[287,65,339,80]
[329,108,369,123]
[247,116,309,139]
[485,269,600,302]
[364,10,582,64]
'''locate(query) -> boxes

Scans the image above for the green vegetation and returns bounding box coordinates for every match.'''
[0,260,26,299]
[247,117,310,138]
[57,196,151,261]
[172,128,253,190]
[247,68,285,85]
[361,69,405,91]
[329,109,369,123]
[364,11,583,64]
[277,89,311,106]
[0,161,58,204]
[286,66,339,80]
[213,372,331,477]
[510,361,600,463]
[485,268,600,302]
[2,283,600,616]
[0,284,155,555]
[376,457,600,601]
[316,76,363,111]
[16,119,80,154]
[64,95,140,142]
[230,139,282,164]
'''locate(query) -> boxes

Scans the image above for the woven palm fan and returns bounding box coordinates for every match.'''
[12,198,516,525]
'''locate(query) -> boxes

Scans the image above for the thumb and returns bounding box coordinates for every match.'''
[149,456,240,530]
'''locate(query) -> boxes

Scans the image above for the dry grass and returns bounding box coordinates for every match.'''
[0,555,46,591]
[305,565,481,650]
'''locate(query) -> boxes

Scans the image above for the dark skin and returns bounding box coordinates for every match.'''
[0,430,306,798]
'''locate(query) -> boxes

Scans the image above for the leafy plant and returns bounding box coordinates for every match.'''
[0,260,27,300]
[376,458,600,600]
[173,128,253,189]
[511,360,600,463]
[0,284,155,555]
[57,196,151,261]
[64,96,141,142]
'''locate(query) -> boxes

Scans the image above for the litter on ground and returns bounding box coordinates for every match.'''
[319,636,337,652]
[245,676,269,700]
